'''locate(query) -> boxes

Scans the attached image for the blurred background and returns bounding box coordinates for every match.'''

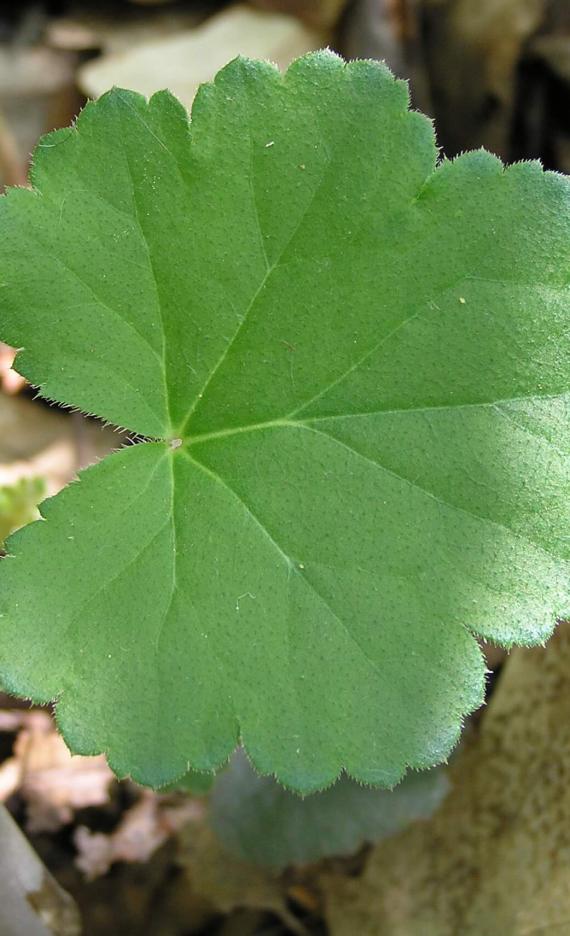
[0,2,568,934]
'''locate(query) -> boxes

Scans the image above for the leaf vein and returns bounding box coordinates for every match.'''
[181,449,386,680]
[299,423,562,562]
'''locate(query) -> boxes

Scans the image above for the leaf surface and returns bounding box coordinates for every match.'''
[0,52,568,790]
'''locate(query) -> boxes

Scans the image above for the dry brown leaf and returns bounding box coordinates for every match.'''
[0,47,74,100]
[47,6,205,55]
[78,5,324,108]
[0,710,114,832]
[177,820,309,935]
[322,624,570,936]
[75,790,203,880]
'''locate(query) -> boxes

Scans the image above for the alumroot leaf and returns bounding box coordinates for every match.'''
[0,51,568,791]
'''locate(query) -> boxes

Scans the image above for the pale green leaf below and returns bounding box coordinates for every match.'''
[210,749,449,868]
[161,766,215,795]
[0,478,45,547]
[0,52,568,791]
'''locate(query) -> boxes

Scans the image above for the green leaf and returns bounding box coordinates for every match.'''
[0,478,45,547]
[0,52,567,792]
[162,767,215,795]
[210,749,449,868]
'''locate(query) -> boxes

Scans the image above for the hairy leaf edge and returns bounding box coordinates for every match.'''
[0,51,567,792]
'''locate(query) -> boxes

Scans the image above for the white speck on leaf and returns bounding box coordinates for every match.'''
[236,592,256,612]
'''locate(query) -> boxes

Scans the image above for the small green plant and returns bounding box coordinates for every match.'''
[0,477,45,548]
[0,52,567,794]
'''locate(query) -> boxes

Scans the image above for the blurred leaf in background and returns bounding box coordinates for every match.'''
[0,477,45,548]
[163,767,216,795]
[210,749,449,869]
[79,5,324,108]
[0,709,114,831]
